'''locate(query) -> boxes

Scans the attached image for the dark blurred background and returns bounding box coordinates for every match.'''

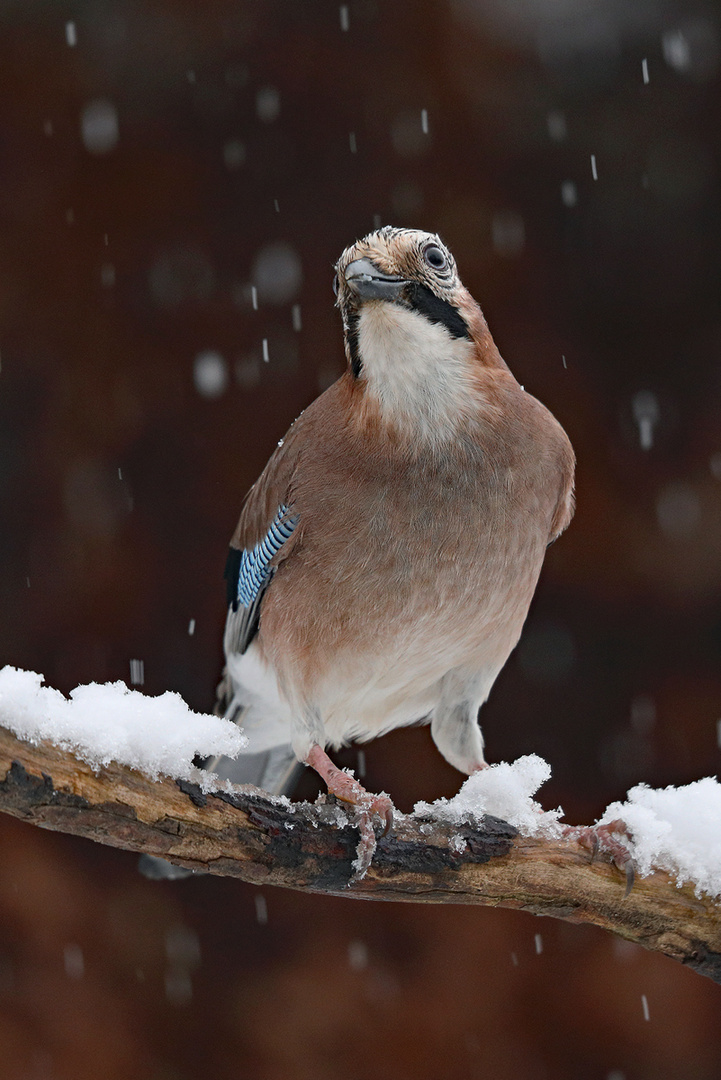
[2,0,721,1077]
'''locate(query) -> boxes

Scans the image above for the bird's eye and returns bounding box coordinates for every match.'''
[423,245,447,271]
[332,273,339,296]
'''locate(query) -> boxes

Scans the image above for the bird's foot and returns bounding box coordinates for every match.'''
[306,744,394,881]
[306,744,394,832]
[563,818,635,897]
[351,811,380,881]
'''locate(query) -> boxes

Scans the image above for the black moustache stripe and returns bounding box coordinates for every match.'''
[346,311,363,377]
[404,282,471,340]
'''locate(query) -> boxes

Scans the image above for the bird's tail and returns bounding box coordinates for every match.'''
[204,742,302,793]
[202,667,303,793]
[138,670,301,880]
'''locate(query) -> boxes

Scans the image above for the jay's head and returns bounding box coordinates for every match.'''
[333,227,505,435]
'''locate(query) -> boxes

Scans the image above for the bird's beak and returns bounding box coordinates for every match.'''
[343,258,407,301]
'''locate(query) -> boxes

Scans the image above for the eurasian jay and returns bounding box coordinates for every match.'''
[215,226,575,837]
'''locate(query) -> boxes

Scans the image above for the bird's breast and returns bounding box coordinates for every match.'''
[258,423,557,705]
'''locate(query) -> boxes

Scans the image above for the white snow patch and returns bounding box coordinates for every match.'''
[0,666,247,791]
[416,753,721,901]
[449,833,468,854]
[599,777,721,899]
[414,755,563,838]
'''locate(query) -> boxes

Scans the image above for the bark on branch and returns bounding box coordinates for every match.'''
[0,725,719,983]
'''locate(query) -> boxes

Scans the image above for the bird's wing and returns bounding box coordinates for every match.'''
[223,423,306,656]
[224,504,299,654]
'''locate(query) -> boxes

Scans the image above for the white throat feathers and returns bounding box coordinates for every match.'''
[356,303,479,440]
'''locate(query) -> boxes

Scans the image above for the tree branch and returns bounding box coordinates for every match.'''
[0,724,719,982]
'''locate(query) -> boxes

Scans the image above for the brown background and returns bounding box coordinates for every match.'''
[2,1,721,1077]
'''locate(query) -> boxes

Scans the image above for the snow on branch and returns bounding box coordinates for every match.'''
[0,666,248,788]
[0,666,720,984]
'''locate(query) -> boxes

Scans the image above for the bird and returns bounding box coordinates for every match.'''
[215,226,575,825]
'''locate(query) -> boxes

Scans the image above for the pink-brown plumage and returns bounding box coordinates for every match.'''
[222,226,574,811]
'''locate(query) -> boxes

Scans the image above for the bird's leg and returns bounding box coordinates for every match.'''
[562,818,636,897]
[305,744,394,883]
[305,744,394,834]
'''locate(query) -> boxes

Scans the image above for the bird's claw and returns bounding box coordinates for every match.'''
[351,811,378,881]
[364,792,394,836]
[327,780,394,834]
[305,744,394,880]
[623,860,635,899]
[563,818,636,897]
[346,792,394,883]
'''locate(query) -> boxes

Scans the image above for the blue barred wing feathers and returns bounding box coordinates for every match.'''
[224,505,299,655]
